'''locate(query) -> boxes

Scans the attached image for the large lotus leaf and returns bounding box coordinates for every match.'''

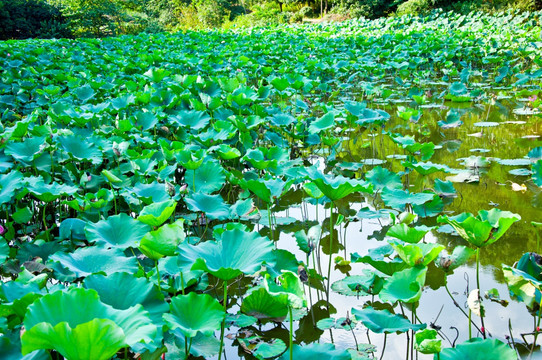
[177,149,206,170]
[403,161,451,176]
[379,266,427,303]
[477,208,521,242]
[57,135,102,164]
[381,188,435,210]
[23,288,156,349]
[243,179,272,203]
[533,160,542,187]
[437,214,493,247]
[366,166,402,190]
[184,228,274,280]
[0,171,25,205]
[309,112,335,134]
[163,292,224,338]
[169,330,221,358]
[436,246,475,274]
[278,343,351,360]
[389,240,444,267]
[271,113,296,127]
[351,244,408,276]
[241,287,290,321]
[185,192,230,220]
[331,269,384,296]
[130,183,170,204]
[85,213,150,249]
[386,224,431,243]
[214,144,241,160]
[238,335,287,359]
[502,264,540,309]
[22,319,126,360]
[415,329,441,354]
[0,237,9,263]
[307,168,373,201]
[186,160,225,194]
[140,219,186,260]
[438,338,516,360]
[83,272,167,323]
[264,271,306,308]
[50,246,138,278]
[27,179,78,203]
[58,218,86,241]
[171,110,211,130]
[352,306,426,334]
[5,136,46,163]
[243,148,277,170]
[138,200,177,227]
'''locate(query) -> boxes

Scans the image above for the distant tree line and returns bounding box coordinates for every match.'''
[1,0,540,40]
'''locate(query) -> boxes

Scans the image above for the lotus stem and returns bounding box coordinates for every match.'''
[444,283,483,335]
[476,248,487,339]
[218,280,228,360]
[380,333,387,360]
[267,203,274,241]
[326,201,334,314]
[349,322,359,351]
[529,296,542,357]
[155,261,162,294]
[289,306,294,360]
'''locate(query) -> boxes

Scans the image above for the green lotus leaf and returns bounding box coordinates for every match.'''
[241,287,290,321]
[436,246,475,274]
[130,183,170,204]
[28,179,78,203]
[244,177,293,204]
[352,306,426,334]
[307,168,373,201]
[265,271,306,309]
[381,188,435,210]
[477,208,521,242]
[278,343,351,360]
[414,329,441,354]
[214,144,241,160]
[270,77,289,92]
[271,113,296,127]
[366,166,402,190]
[438,109,463,129]
[351,244,408,276]
[317,316,357,331]
[171,110,211,131]
[243,148,276,170]
[386,224,432,243]
[22,288,156,356]
[140,219,186,260]
[169,330,220,358]
[83,272,168,323]
[303,182,324,199]
[23,319,126,360]
[0,171,25,205]
[74,84,95,102]
[57,135,102,164]
[50,246,138,278]
[309,112,335,134]
[0,237,9,263]
[186,160,225,194]
[163,292,224,339]
[58,218,86,241]
[138,200,177,227]
[389,240,444,267]
[238,336,287,359]
[438,338,516,360]
[434,179,456,197]
[533,160,542,187]
[185,192,230,220]
[5,136,46,164]
[379,266,427,303]
[331,269,384,296]
[184,228,274,280]
[177,149,205,170]
[403,161,451,176]
[85,213,150,249]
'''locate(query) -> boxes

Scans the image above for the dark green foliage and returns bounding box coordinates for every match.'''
[0,0,71,40]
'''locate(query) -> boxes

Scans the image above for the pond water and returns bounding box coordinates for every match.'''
[221,98,542,359]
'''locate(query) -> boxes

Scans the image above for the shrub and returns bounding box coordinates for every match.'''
[0,0,71,40]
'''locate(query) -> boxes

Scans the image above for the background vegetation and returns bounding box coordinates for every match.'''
[0,0,541,39]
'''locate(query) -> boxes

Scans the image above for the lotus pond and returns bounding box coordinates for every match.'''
[1,9,542,360]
